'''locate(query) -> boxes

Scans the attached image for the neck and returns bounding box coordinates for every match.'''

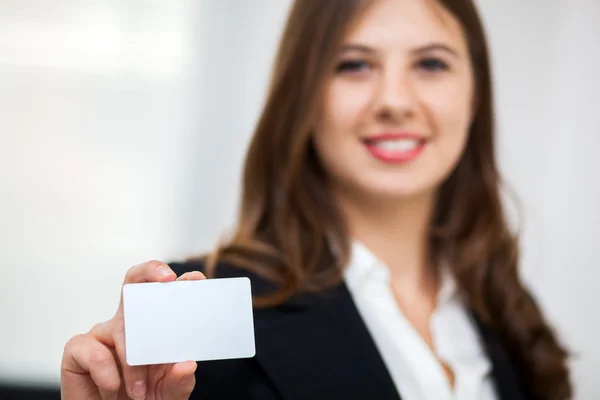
[337,190,438,296]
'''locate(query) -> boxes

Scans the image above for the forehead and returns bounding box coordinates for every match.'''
[344,0,467,51]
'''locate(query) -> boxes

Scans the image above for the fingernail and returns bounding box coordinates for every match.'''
[156,265,173,276]
[132,380,146,399]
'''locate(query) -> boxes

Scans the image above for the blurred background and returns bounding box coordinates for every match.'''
[0,0,598,398]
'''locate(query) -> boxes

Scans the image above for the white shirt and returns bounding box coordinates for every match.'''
[344,241,498,400]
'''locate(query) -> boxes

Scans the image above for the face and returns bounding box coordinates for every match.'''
[313,0,475,204]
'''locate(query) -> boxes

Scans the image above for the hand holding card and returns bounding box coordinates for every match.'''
[61,261,254,400]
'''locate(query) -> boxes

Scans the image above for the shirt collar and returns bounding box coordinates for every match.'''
[344,240,460,305]
[344,240,389,293]
[436,266,459,305]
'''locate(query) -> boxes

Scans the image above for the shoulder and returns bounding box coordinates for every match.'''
[168,258,237,278]
[167,259,279,302]
[167,259,282,400]
[167,259,283,398]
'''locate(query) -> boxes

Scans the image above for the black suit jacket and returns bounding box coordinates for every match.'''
[170,260,531,400]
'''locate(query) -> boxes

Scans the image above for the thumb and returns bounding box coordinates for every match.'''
[161,360,197,399]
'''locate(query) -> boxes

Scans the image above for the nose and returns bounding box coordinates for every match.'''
[372,67,418,123]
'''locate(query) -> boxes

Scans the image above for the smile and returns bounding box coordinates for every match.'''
[363,137,427,164]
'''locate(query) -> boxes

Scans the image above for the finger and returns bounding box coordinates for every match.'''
[89,321,122,376]
[110,316,148,400]
[110,261,175,399]
[90,320,114,346]
[124,260,177,285]
[116,260,177,318]
[62,334,121,400]
[176,271,207,281]
[91,319,147,400]
[159,360,197,400]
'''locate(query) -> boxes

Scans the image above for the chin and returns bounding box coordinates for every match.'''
[329,172,440,205]
[360,183,437,203]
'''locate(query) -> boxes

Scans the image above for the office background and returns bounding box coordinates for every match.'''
[1,0,598,398]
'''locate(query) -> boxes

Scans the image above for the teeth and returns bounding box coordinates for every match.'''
[372,139,419,152]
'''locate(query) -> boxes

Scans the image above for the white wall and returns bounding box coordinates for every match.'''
[479,1,600,397]
[0,0,597,397]
[0,0,292,387]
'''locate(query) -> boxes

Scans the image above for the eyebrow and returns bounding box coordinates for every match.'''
[340,42,460,58]
[414,43,460,58]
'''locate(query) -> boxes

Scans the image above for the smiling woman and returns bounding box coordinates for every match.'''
[314,0,474,201]
[60,0,572,399]
[203,0,572,398]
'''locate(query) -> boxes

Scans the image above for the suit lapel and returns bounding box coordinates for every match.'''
[200,261,529,400]
[472,313,530,400]
[253,285,531,400]
[252,283,401,400]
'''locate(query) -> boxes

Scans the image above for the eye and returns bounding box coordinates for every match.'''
[417,57,450,72]
[335,59,371,74]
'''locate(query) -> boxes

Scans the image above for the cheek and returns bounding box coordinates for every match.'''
[417,79,474,182]
[423,79,473,144]
[320,80,373,138]
[314,81,373,179]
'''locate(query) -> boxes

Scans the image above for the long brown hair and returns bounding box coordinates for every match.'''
[201,0,571,398]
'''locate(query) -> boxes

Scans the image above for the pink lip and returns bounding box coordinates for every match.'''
[363,132,427,164]
[364,132,425,142]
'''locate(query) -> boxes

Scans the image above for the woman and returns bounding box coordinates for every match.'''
[61,0,572,399]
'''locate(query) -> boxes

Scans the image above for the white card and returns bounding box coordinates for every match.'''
[122,277,256,366]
